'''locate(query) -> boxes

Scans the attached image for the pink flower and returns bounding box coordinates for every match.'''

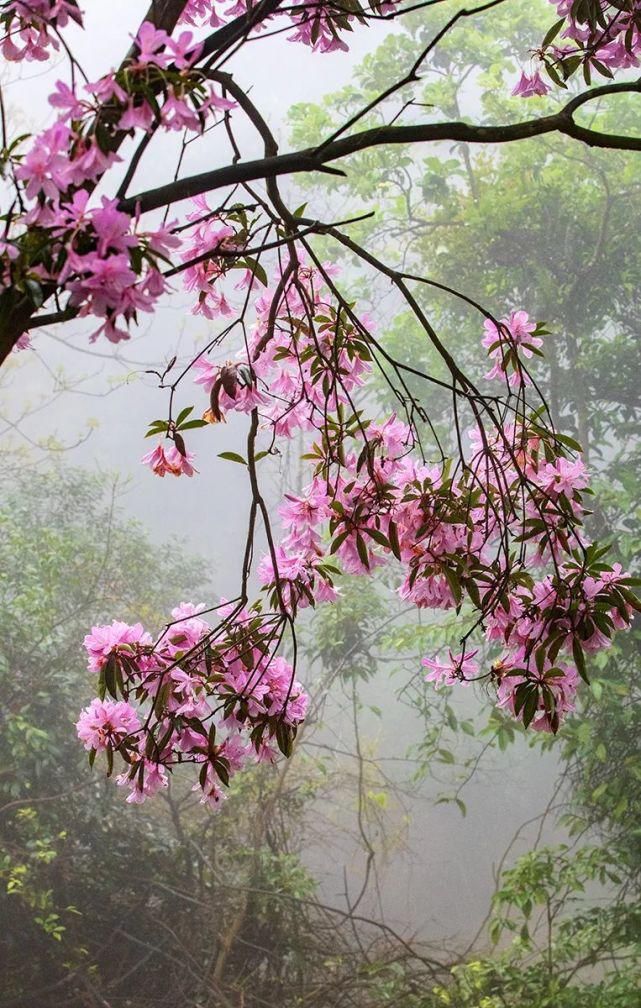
[90,198,136,256]
[87,74,128,105]
[141,442,197,477]
[12,333,32,352]
[15,121,72,199]
[279,483,331,531]
[369,413,412,458]
[133,21,170,67]
[167,29,203,68]
[482,310,542,385]
[512,70,551,98]
[48,79,84,118]
[145,221,182,258]
[118,101,155,132]
[534,457,588,497]
[161,93,203,132]
[180,0,226,28]
[76,698,141,751]
[83,621,151,673]
[194,763,228,810]
[422,650,479,686]
[118,760,169,803]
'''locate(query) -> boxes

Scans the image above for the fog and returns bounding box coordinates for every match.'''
[2,1,640,1005]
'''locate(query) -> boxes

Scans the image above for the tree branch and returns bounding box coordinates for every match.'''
[121,80,641,215]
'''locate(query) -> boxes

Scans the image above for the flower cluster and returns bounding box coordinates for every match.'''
[179,0,398,54]
[1,20,234,342]
[1,0,82,62]
[45,22,234,133]
[9,1,632,791]
[512,70,551,98]
[180,196,251,320]
[134,253,637,740]
[549,0,641,73]
[77,603,308,806]
[481,310,546,386]
[515,1,641,95]
[140,442,197,477]
[186,259,370,441]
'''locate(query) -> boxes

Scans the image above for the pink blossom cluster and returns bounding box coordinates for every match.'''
[77,603,308,806]
[1,0,82,62]
[422,552,637,732]
[548,0,641,72]
[9,1,629,782]
[2,20,235,342]
[180,196,248,320]
[512,70,551,98]
[43,22,234,133]
[179,0,398,54]
[186,259,371,439]
[140,441,197,477]
[515,1,641,96]
[10,183,178,342]
[147,259,639,736]
[481,310,545,387]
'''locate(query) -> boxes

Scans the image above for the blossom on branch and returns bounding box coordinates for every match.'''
[0,0,638,806]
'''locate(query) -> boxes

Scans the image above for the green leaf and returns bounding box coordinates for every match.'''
[560,54,582,80]
[573,639,590,684]
[590,680,603,701]
[103,653,119,700]
[175,406,194,427]
[214,758,230,787]
[276,721,293,758]
[544,61,567,89]
[243,256,268,287]
[145,422,168,437]
[218,451,247,465]
[177,418,208,431]
[554,432,583,453]
[355,533,370,569]
[364,526,389,549]
[541,17,565,49]
[388,520,401,561]
[591,57,614,80]
[522,687,540,729]
[443,566,462,607]
[330,530,349,555]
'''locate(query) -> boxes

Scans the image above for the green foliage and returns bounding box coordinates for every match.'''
[288,0,641,459]
[310,575,387,680]
[0,467,327,1007]
[425,845,641,1007]
[295,3,641,1005]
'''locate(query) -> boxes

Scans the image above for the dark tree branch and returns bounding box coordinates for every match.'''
[120,79,641,215]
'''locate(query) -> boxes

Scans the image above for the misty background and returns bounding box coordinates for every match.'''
[2,1,640,1005]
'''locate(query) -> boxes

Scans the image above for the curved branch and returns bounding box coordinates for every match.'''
[121,80,641,215]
